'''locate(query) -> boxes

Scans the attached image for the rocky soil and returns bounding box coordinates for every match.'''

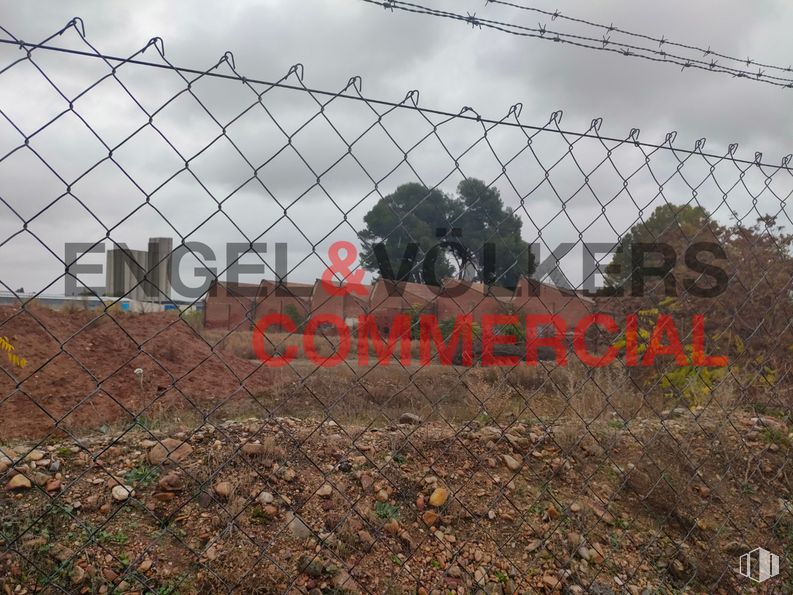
[1,407,790,593]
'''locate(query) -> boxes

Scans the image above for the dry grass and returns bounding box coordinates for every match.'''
[249,359,658,432]
[202,329,257,359]
[157,327,776,435]
[199,329,321,361]
[202,329,428,365]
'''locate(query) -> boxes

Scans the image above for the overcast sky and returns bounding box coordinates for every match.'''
[1,0,792,299]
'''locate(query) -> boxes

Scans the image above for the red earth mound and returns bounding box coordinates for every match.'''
[0,305,269,441]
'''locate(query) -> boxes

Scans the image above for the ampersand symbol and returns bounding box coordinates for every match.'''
[321,241,368,296]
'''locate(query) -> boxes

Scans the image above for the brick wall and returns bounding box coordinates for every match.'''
[204,277,595,331]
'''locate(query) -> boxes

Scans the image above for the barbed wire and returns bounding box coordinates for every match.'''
[485,0,793,79]
[0,34,791,171]
[361,0,793,89]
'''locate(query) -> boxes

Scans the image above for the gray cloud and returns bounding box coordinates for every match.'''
[1,0,791,297]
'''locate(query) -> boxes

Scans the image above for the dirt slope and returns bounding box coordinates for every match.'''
[0,306,269,440]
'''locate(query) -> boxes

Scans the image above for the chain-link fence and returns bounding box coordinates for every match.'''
[0,20,791,594]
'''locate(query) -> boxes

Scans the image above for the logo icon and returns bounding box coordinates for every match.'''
[738,547,780,583]
[320,241,368,296]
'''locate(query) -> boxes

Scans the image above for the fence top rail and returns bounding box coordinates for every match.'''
[1,34,791,173]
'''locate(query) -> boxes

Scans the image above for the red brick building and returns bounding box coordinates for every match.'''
[204,277,593,331]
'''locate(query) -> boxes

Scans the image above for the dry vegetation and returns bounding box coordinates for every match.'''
[1,312,790,593]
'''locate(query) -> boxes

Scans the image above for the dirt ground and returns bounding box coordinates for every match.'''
[0,306,791,593]
[0,305,652,442]
[1,408,791,594]
[0,305,270,441]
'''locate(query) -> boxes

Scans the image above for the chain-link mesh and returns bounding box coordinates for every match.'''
[0,20,791,595]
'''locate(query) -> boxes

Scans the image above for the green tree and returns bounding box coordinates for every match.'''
[359,183,459,284]
[359,180,534,288]
[604,203,716,293]
[455,178,534,288]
